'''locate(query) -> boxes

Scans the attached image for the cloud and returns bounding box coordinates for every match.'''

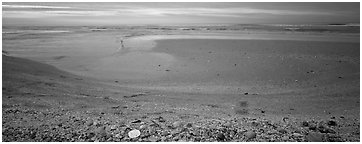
[3,3,333,18]
[44,10,118,16]
[2,4,72,9]
[114,7,333,18]
[2,10,118,18]
[3,3,350,26]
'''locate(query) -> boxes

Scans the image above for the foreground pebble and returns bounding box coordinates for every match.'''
[306,132,324,142]
[2,107,359,142]
[245,131,256,139]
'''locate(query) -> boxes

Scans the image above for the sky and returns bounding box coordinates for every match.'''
[2,2,360,26]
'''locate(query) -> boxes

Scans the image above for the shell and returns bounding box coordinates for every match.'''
[128,129,141,138]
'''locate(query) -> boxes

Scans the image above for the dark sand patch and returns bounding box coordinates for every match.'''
[53,55,67,60]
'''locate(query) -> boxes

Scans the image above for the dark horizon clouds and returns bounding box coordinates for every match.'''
[2,2,360,26]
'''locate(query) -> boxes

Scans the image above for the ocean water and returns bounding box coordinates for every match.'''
[3,23,360,34]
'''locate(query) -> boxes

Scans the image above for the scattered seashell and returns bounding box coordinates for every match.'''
[128,129,141,138]
[216,133,225,141]
[277,127,287,134]
[131,119,141,123]
[85,120,93,126]
[139,125,147,129]
[173,121,182,128]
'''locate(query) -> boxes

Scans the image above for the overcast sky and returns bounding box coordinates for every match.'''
[2,2,360,26]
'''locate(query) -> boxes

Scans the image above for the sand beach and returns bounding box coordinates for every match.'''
[2,25,360,142]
